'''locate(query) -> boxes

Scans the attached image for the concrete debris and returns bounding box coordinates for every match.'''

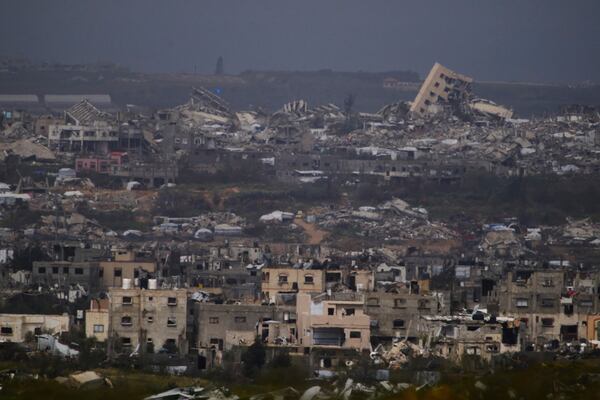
[145,386,239,400]
[317,199,457,242]
[65,371,106,389]
[299,386,321,400]
[37,334,79,358]
[259,211,295,224]
[0,139,56,161]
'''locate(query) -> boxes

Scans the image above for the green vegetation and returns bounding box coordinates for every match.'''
[0,368,205,400]
[1,357,600,400]
[241,337,266,378]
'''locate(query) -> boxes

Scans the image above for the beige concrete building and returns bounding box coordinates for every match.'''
[410,62,473,116]
[495,270,600,345]
[366,290,449,341]
[586,315,600,341]
[99,249,156,288]
[261,267,326,303]
[428,321,517,362]
[0,313,70,343]
[193,303,277,351]
[349,269,374,292]
[85,298,109,342]
[108,287,187,354]
[296,292,370,351]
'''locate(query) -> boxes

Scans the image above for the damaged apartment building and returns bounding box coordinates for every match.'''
[492,268,600,348]
[410,62,512,120]
[47,99,119,154]
[108,284,188,355]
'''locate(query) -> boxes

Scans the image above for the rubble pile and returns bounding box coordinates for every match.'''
[152,212,246,238]
[317,199,458,241]
[145,386,239,400]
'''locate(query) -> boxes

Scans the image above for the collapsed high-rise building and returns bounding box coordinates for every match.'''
[410,62,473,116]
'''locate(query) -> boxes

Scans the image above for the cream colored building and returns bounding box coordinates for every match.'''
[108,287,188,354]
[261,267,327,303]
[0,313,70,343]
[85,298,109,342]
[410,62,473,116]
[100,248,157,288]
[296,292,371,351]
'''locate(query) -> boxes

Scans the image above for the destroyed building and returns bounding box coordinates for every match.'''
[410,62,473,116]
[48,99,118,154]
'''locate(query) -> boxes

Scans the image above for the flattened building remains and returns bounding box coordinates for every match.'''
[2,59,600,378]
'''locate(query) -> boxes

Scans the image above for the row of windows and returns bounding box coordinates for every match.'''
[516,298,594,308]
[121,296,178,305]
[1,326,53,336]
[209,316,247,324]
[268,274,315,284]
[38,267,147,278]
[37,266,84,275]
[327,307,356,316]
[120,316,178,327]
[367,298,431,308]
[173,137,204,145]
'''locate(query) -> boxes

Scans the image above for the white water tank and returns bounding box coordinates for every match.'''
[122,278,132,289]
[148,279,158,290]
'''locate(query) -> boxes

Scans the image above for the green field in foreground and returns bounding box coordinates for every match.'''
[1,359,600,400]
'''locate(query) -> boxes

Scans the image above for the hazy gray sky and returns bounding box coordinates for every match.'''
[1,0,599,82]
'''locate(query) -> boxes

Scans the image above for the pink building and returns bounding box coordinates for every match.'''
[75,152,127,174]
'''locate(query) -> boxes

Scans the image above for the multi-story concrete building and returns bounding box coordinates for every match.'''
[192,303,276,352]
[410,62,473,116]
[108,287,188,355]
[261,267,327,304]
[495,269,599,346]
[99,248,157,288]
[296,292,371,351]
[423,318,520,362]
[365,290,449,344]
[48,99,118,154]
[187,267,260,302]
[32,261,101,291]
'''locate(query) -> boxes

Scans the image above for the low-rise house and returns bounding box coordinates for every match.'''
[422,317,520,362]
[193,303,276,352]
[85,298,109,342]
[75,152,127,174]
[0,313,70,342]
